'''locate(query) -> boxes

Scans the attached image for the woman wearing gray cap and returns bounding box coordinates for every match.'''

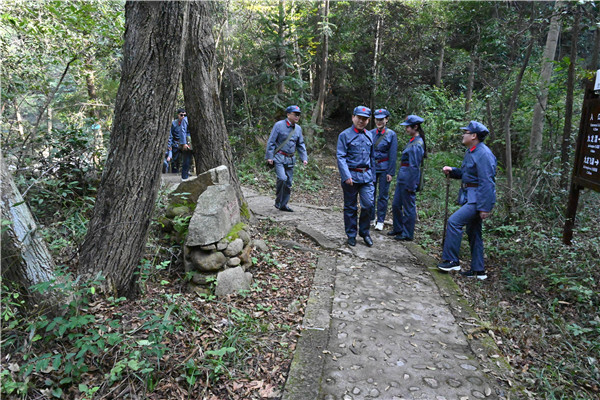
[388,114,427,241]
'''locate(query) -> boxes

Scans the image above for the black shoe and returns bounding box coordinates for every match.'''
[274,204,280,210]
[363,235,373,247]
[437,260,461,272]
[460,269,487,280]
[280,205,294,212]
[387,231,401,236]
[394,235,413,241]
[347,237,356,247]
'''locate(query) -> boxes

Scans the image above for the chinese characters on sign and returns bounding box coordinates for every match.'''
[576,103,600,187]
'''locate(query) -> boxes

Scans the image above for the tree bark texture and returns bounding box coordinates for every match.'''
[182,1,244,206]
[276,0,286,96]
[529,1,562,162]
[1,153,59,308]
[370,14,382,117]
[78,1,189,297]
[560,9,580,189]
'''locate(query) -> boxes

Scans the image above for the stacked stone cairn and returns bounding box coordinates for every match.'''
[165,166,255,297]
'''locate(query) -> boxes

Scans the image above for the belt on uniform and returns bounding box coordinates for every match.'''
[400,162,409,166]
[464,183,478,188]
[350,167,369,172]
[376,158,389,163]
[278,150,293,157]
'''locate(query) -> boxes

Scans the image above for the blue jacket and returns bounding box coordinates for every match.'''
[337,125,375,183]
[265,119,308,164]
[370,127,398,176]
[449,142,497,212]
[170,116,189,147]
[397,136,425,192]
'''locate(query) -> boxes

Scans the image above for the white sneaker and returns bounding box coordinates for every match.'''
[374,222,384,231]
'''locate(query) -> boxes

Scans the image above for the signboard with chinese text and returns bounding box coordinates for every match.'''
[573,97,600,191]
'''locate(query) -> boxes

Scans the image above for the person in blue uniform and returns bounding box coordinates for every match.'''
[170,108,193,181]
[370,109,398,231]
[337,106,375,247]
[265,105,308,212]
[437,121,496,280]
[388,115,427,241]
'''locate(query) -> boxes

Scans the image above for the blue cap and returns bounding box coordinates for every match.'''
[460,121,488,134]
[286,105,301,114]
[460,121,489,141]
[353,106,371,117]
[373,108,390,119]
[400,115,425,126]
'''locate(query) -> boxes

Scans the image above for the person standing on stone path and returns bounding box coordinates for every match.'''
[336,106,375,248]
[265,105,308,212]
[437,121,496,280]
[170,108,193,181]
[369,108,398,232]
[388,114,427,242]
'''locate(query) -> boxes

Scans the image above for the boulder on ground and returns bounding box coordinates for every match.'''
[224,238,244,257]
[215,267,253,297]
[187,248,227,272]
[171,165,230,204]
[186,184,240,246]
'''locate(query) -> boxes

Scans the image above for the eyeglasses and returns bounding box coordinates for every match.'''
[179,113,186,116]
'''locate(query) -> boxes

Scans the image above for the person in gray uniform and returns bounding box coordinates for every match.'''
[437,121,497,280]
[265,105,308,212]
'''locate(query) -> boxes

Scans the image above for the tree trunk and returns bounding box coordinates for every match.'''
[78,1,189,297]
[465,47,477,120]
[182,1,245,206]
[529,1,562,162]
[370,14,382,119]
[84,55,104,167]
[307,0,329,144]
[503,37,535,212]
[560,9,580,189]
[435,44,444,87]
[1,153,61,311]
[589,25,600,70]
[275,0,286,97]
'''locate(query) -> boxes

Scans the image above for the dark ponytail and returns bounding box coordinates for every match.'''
[414,125,427,158]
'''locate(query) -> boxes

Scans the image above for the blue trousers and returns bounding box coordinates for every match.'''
[342,181,374,238]
[274,162,294,208]
[371,172,391,223]
[391,182,417,238]
[442,203,485,272]
[181,150,192,179]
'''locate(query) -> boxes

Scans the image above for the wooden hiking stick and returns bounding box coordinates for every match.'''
[442,175,450,248]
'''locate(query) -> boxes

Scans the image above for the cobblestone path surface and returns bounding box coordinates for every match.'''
[244,187,510,400]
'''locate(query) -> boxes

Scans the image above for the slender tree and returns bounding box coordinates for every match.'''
[78,1,189,296]
[307,0,330,144]
[529,1,562,163]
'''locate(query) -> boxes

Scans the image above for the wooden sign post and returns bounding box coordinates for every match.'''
[563,73,600,244]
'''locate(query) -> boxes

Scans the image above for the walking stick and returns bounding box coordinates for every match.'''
[441,175,451,248]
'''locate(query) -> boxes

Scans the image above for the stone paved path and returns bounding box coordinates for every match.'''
[244,187,513,400]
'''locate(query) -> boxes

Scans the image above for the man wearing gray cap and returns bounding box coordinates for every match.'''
[437,121,497,280]
[336,106,376,247]
[265,105,308,212]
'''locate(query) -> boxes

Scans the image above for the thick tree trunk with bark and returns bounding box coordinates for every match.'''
[182,1,244,206]
[560,9,580,189]
[78,1,189,297]
[1,154,60,310]
[529,2,562,162]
